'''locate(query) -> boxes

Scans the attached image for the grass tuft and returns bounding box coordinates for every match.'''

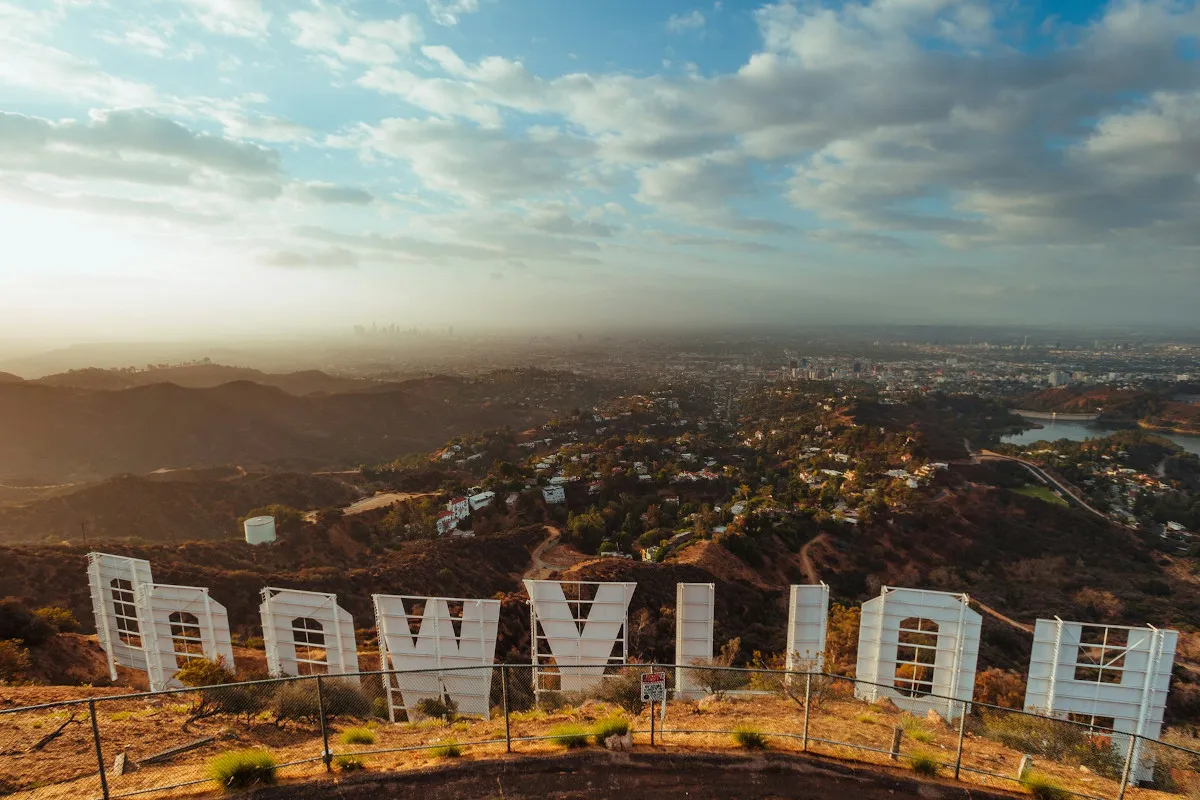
[334,755,366,772]
[731,725,769,750]
[1021,770,1070,800]
[549,723,591,749]
[207,749,277,792]
[908,749,940,776]
[430,739,463,758]
[592,715,631,745]
[856,713,876,725]
[338,727,376,746]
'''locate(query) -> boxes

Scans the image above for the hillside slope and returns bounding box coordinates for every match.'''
[34,365,370,395]
[0,374,563,482]
[0,472,363,545]
[0,526,546,641]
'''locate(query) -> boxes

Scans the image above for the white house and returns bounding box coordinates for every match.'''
[435,511,457,536]
[447,496,470,522]
[542,485,566,505]
[469,491,496,511]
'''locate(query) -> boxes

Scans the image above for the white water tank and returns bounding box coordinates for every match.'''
[244,515,276,546]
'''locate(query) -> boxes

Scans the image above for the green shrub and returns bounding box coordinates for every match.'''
[909,728,934,743]
[272,679,371,724]
[981,711,1123,778]
[589,667,647,714]
[208,749,277,791]
[176,658,270,727]
[549,723,591,749]
[430,739,463,758]
[35,607,79,634]
[334,755,366,772]
[732,726,768,750]
[591,715,631,745]
[415,696,458,722]
[908,749,940,776]
[372,697,391,720]
[339,727,375,746]
[1020,771,1069,800]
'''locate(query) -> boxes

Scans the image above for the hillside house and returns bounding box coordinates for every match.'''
[469,491,496,511]
[542,485,566,504]
[447,496,470,522]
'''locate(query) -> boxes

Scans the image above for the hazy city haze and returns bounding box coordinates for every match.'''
[1,0,1199,340]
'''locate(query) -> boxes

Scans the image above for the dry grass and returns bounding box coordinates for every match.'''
[1,687,1194,800]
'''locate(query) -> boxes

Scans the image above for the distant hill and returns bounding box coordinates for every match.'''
[0,371,22,384]
[0,472,363,545]
[0,370,584,483]
[0,526,546,643]
[34,364,371,395]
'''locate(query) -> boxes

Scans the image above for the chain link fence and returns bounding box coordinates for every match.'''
[3,664,1198,799]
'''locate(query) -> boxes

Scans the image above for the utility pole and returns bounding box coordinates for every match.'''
[80,520,89,548]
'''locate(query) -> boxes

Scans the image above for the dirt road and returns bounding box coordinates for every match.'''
[798,532,829,584]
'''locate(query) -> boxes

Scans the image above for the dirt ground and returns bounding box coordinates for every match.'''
[253,750,1026,800]
[1,685,1194,800]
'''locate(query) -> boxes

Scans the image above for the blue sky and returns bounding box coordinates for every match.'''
[0,0,1198,340]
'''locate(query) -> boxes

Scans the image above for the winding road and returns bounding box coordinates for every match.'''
[976,450,1108,521]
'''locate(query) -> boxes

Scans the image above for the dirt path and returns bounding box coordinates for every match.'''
[342,492,433,515]
[798,532,829,584]
[523,525,587,580]
[971,598,1034,634]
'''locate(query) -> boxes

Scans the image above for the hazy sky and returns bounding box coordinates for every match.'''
[1,0,1198,340]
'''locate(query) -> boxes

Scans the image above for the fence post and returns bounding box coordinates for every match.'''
[953,699,967,781]
[501,664,512,754]
[1117,733,1138,800]
[316,676,332,772]
[89,699,110,800]
[801,672,812,752]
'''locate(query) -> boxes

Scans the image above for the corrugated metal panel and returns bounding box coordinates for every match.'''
[374,594,500,720]
[675,583,715,700]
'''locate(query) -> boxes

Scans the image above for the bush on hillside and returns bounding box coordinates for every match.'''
[34,607,79,634]
[272,678,371,725]
[0,598,53,646]
[688,638,747,699]
[980,710,1123,777]
[415,696,458,722]
[177,657,270,728]
[0,640,32,683]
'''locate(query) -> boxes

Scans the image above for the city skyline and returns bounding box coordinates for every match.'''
[1,0,1198,340]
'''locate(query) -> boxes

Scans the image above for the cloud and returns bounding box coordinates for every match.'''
[426,0,481,26]
[180,0,270,37]
[666,10,705,34]
[292,182,375,205]
[258,246,361,269]
[0,178,228,226]
[347,116,596,202]
[0,109,283,198]
[290,3,423,66]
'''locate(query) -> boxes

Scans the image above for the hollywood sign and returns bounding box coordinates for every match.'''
[86,553,1177,774]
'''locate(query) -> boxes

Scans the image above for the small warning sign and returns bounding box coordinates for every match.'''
[640,671,667,703]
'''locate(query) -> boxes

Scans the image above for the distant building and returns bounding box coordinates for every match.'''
[469,491,496,511]
[447,496,470,522]
[435,510,456,536]
[542,485,566,505]
[506,493,520,511]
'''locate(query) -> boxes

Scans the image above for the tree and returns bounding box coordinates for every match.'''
[689,637,745,698]
[567,510,606,553]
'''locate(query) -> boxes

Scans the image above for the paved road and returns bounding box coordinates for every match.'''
[977,450,1108,521]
